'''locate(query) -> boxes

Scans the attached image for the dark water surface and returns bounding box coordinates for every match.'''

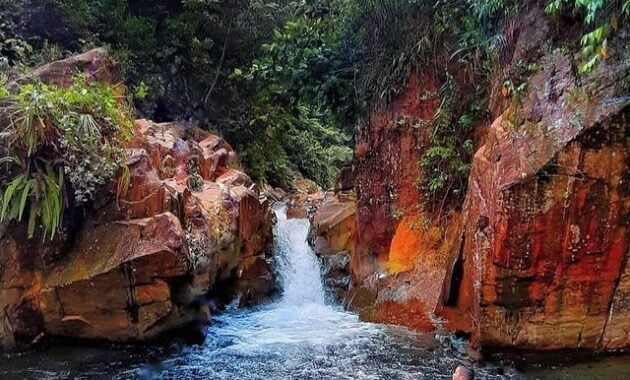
[1,310,628,380]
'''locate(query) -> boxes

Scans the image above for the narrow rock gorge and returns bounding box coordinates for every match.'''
[1,0,629,378]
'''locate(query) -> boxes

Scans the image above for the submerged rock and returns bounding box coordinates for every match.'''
[452,365,473,380]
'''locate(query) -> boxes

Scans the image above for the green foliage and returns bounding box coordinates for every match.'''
[232,15,352,187]
[332,0,510,107]
[0,78,132,239]
[332,0,500,209]
[2,0,625,195]
[187,158,203,192]
[0,76,8,99]
[0,156,63,239]
[546,1,628,72]
[336,0,432,104]
[468,0,516,19]
[418,76,482,212]
[0,0,295,119]
[0,5,32,75]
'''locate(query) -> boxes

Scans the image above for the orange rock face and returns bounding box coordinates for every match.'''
[352,72,438,285]
[349,6,630,350]
[0,51,274,350]
[446,46,630,349]
[348,71,448,331]
[310,191,356,301]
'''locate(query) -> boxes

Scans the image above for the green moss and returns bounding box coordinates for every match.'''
[187,158,203,192]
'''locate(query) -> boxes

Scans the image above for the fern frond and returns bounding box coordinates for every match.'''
[1,173,27,221]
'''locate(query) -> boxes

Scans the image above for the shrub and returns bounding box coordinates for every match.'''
[546,0,630,72]
[0,77,133,239]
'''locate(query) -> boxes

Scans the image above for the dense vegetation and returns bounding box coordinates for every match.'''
[1,0,628,237]
[0,77,132,239]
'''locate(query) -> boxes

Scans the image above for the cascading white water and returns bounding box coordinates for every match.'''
[273,203,326,305]
[131,204,505,379]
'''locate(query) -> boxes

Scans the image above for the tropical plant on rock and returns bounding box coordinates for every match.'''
[0,77,132,239]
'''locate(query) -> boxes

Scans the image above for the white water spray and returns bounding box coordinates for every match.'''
[273,203,326,306]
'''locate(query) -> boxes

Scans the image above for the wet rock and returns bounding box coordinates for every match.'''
[334,163,355,192]
[347,4,630,350]
[311,192,356,255]
[309,192,356,301]
[320,252,351,302]
[345,286,378,311]
[38,213,191,341]
[286,192,325,220]
[349,70,451,330]
[262,185,288,202]
[0,118,275,348]
[350,71,441,320]
[445,22,630,350]
[233,255,277,307]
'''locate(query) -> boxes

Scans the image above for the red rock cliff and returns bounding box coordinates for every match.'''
[349,6,629,350]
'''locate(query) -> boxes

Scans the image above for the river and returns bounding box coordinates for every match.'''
[1,204,627,379]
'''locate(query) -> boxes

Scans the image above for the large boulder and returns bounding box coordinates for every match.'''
[0,51,274,350]
[10,48,122,90]
[311,192,356,256]
[40,213,192,341]
[310,192,356,301]
[444,32,630,349]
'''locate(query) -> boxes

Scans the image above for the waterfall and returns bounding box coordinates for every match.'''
[272,203,326,306]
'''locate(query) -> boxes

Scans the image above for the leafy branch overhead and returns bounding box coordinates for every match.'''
[546,0,629,72]
[231,15,353,187]
[0,0,627,225]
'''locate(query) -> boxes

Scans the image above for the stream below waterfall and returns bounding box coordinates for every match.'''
[1,204,628,379]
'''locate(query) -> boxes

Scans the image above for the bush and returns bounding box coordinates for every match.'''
[546,0,629,72]
[0,77,133,239]
[2,0,625,194]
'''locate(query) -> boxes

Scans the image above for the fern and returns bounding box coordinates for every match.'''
[0,157,64,239]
